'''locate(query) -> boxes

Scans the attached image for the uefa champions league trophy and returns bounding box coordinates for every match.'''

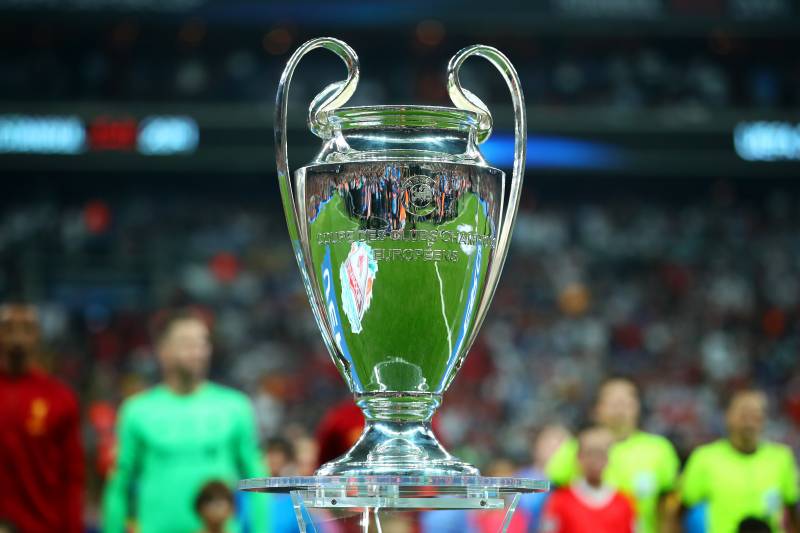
[240,37,546,531]
[277,36,524,476]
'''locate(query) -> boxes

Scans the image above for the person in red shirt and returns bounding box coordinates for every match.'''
[541,426,634,533]
[0,304,85,533]
[315,399,365,468]
[315,398,446,469]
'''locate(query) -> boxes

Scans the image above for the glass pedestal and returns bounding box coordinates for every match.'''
[239,475,548,532]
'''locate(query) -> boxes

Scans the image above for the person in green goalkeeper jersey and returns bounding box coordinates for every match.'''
[546,378,680,533]
[681,389,799,533]
[101,309,269,533]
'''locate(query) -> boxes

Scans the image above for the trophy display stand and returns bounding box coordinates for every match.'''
[240,476,548,532]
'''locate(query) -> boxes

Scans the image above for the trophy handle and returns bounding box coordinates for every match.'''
[446,45,526,383]
[275,37,360,380]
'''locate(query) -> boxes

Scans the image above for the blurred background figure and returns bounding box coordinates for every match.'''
[101,308,268,533]
[540,426,634,533]
[681,389,798,533]
[194,481,235,533]
[547,378,679,533]
[315,399,365,469]
[470,458,531,533]
[265,437,296,478]
[516,424,571,531]
[0,304,85,533]
[263,437,299,533]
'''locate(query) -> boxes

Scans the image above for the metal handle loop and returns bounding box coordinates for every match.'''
[276,37,359,246]
[446,45,527,380]
[275,37,359,373]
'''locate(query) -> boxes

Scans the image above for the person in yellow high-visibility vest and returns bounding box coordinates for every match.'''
[547,378,680,533]
[680,389,798,533]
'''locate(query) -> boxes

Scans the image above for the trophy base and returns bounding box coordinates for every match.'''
[316,419,479,477]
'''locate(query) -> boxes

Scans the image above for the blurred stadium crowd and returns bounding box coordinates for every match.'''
[2,179,800,530]
[1,22,798,111]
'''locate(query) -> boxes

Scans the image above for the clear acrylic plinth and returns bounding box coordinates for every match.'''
[239,475,548,532]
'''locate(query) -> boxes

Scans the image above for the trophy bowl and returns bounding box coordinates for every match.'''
[276,38,525,477]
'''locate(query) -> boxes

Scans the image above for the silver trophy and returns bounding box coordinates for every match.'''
[276,37,525,477]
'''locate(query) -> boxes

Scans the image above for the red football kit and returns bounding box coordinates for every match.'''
[0,369,85,533]
[541,481,635,533]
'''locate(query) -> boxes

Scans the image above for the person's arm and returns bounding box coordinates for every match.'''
[62,391,86,533]
[101,401,141,533]
[781,447,799,533]
[235,397,270,533]
[677,448,708,533]
[659,492,683,533]
[658,441,682,533]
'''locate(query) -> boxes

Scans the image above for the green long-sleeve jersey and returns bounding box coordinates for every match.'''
[102,383,269,533]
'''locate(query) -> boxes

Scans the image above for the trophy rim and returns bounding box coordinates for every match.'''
[313,104,492,143]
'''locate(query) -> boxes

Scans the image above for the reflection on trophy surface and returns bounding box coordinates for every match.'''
[276,37,526,476]
[303,162,500,395]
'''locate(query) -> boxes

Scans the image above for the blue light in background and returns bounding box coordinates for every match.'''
[137,116,199,156]
[734,121,800,161]
[0,115,85,154]
[482,133,623,169]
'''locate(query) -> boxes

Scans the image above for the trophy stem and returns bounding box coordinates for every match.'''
[358,392,441,422]
[315,393,479,477]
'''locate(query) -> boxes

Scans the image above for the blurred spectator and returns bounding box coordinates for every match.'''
[0,520,18,533]
[546,378,679,533]
[516,424,571,531]
[470,458,531,533]
[264,438,299,533]
[680,390,799,533]
[0,304,85,533]
[315,399,365,468]
[265,437,296,477]
[194,481,234,533]
[293,435,320,477]
[541,426,635,533]
[101,308,268,533]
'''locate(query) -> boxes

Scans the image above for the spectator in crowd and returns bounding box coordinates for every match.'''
[0,303,85,533]
[546,378,679,533]
[315,399,365,468]
[680,389,799,533]
[265,437,296,477]
[516,424,571,532]
[263,438,299,533]
[471,458,531,533]
[101,308,269,533]
[540,426,635,533]
[194,481,235,533]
